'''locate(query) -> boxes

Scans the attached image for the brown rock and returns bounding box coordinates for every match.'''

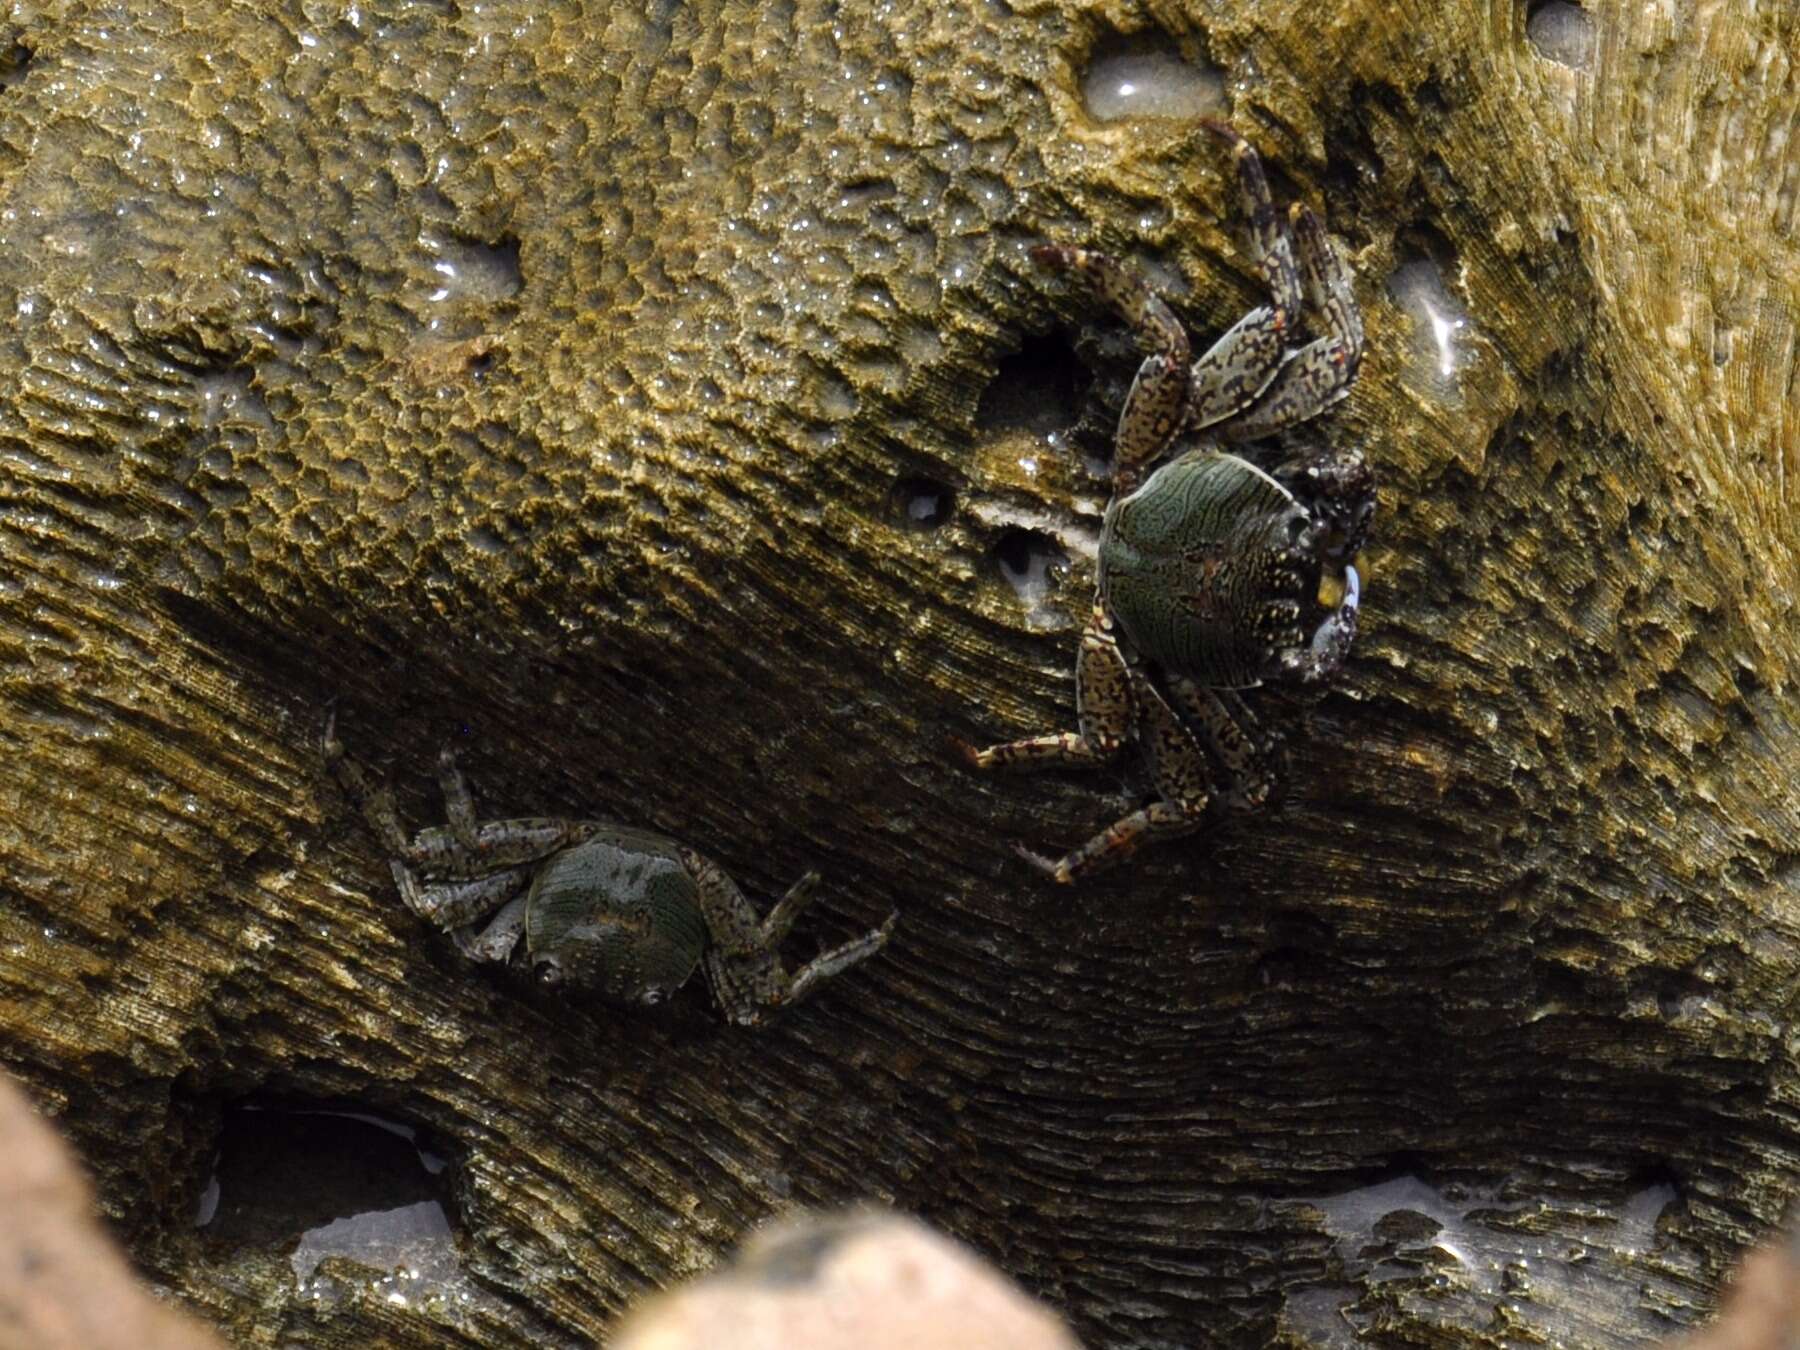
[0,0,1794,1345]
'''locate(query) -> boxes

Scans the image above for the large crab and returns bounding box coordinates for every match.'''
[324,717,895,1026]
[960,121,1374,883]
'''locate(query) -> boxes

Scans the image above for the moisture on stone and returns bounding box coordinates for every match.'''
[1079,33,1226,124]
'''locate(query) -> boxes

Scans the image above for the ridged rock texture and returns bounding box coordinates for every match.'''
[0,0,1795,1345]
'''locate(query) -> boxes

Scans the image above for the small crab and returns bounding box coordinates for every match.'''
[960,121,1374,883]
[324,717,896,1026]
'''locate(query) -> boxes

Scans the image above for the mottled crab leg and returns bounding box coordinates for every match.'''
[1165,679,1282,813]
[437,745,479,847]
[323,715,585,930]
[1018,673,1213,883]
[1185,121,1307,434]
[685,850,895,1024]
[460,891,531,963]
[1291,203,1364,374]
[410,867,535,930]
[757,869,822,947]
[955,603,1135,771]
[781,913,898,1006]
[322,709,411,853]
[1218,202,1363,441]
[1031,245,1190,494]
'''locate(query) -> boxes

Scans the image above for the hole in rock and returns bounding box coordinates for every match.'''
[424,232,525,307]
[1079,30,1225,123]
[892,476,955,529]
[1526,0,1595,69]
[195,1098,460,1286]
[1386,232,1475,390]
[0,40,31,90]
[993,528,1069,608]
[976,332,1085,435]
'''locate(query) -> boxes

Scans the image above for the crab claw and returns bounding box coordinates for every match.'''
[1297,563,1359,681]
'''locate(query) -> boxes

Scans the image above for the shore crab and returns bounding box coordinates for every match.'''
[959,121,1374,883]
[324,717,896,1026]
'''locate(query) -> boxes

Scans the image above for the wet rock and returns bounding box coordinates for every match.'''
[0,0,1795,1345]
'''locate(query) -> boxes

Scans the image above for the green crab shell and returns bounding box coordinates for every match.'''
[1099,450,1315,688]
[524,828,709,1004]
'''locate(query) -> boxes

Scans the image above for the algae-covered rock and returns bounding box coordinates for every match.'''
[0,0,1794,1344]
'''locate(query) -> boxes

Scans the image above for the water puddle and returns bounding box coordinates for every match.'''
[196,1099,463,1296]
[1080,33,1226,124]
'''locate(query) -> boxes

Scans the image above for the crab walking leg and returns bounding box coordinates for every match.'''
[322,713,413,854]
[1184,133,1327,432]
[683,849,790,1020]
[1290,203,1364,376]
[1165,678,1282,812]
[1217,205,1363,442]
[408,865,535,930]
[436,746,480,848]
[1186,303,1292,432]
[1031,245,1191,489]
[1217,335,1360,441]
[400,818,592,876]
[1200,120,1304,324]
[758,869,821,948]
[458,890,531,963]
[681,851,769,959]
[783,912,899,1005]
[685,850,895,1020]
[1018,677,1213,884]
[1134,671,1217,810]
[1018,801,1209,885]
[958,604,1135,770]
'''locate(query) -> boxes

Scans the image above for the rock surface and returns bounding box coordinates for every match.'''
[0,0,1795,1345]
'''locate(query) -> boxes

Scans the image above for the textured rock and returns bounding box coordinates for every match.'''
[0,0,1794,1346]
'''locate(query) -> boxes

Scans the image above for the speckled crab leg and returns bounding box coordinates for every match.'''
[781,913,897,1005]
[1219,202,1363,441]
[757,869,822,947]
[322,710,412,853]
[1017,672,1213,884]
[324,714,591,921]
[1031,245,1190,494]
[1292,203,1364,375]
[459,891,531,962]
[685,851,895,1023]
[437,745,480,847]
[956,603,1135,771]
[1165,679,1282,813]
[409,866,535,930]
[1185,121,1306,434]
